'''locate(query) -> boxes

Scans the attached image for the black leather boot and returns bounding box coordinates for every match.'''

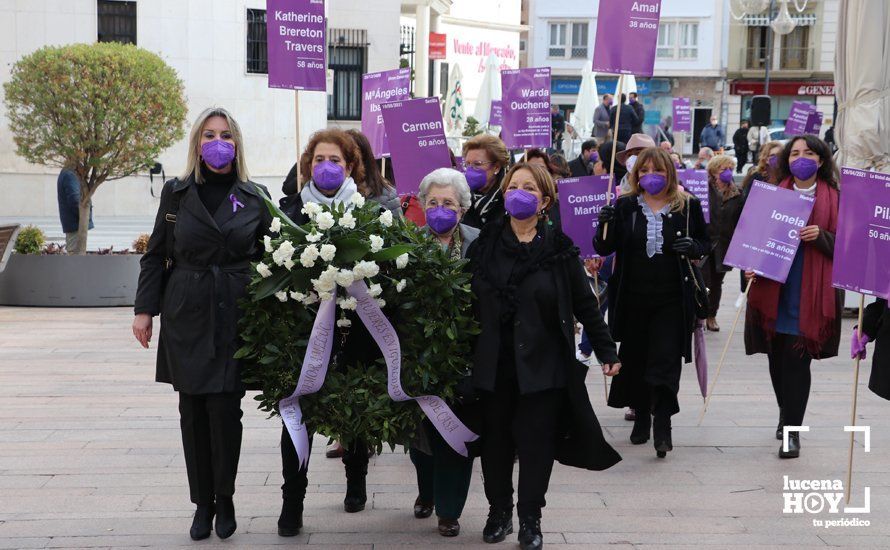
[189,503,214,541]
[775,410,784,440]
[344,475,367,513]
[482,506,513,543]
[630,412,651,444]
[653,414,673,458]
[214,496,236,539]
[779,432,801,459]
[277,498,303,537]
[518,516,543,550]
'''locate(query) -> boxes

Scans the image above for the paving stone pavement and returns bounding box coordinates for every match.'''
[0,284,888,549]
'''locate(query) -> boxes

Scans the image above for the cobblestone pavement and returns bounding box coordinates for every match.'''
[0,286,887,549]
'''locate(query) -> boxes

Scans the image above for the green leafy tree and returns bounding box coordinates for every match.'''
[3,43,187,254]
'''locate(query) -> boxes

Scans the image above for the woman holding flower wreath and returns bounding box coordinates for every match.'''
[468,162,622,550]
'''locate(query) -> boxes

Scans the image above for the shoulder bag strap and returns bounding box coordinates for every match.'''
[164,189,181,270]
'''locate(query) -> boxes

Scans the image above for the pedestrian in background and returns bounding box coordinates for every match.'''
[702,155,743,332]
[550,104,565,151]
[699,116,724,152]
[744,135,841,459]
[732,120,751,173]
[568,139,598,177]
[747,123,761,167]
[593,94,613,141]
[57,165,93,253]
[693,147,715,170]
[609,94,639,145]
[628,92,645,135]
[594,147,709,459]
[132,107,271,541]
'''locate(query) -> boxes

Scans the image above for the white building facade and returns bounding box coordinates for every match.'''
[529,0,728,153]
[0,0,413,218]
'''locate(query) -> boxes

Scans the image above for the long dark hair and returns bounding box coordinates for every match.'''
[345,129,394,199]
[778,135,838,188]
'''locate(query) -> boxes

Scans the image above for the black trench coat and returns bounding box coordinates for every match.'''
[134,175,272,394]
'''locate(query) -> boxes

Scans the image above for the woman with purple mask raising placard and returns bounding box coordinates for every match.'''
[701,155,744,333]
[132,107,272,541]
[407,167,480,538]
[460,134,510,229]
[594,147,710,459]
[744,134,841,459]
[467,162,621,550]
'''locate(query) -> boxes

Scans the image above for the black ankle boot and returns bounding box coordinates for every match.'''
[214,496,236,539]
[277,498,303,537]
[189,503,214,541]
[775,409,784,440]
[653,414,673,458]
[518,516,543,550]
[630,412,651,444]
[779,432,801,459]
[482,506,513,543]
[344,475,367,513]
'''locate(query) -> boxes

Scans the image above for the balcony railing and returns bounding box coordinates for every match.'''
[741,47,813,71]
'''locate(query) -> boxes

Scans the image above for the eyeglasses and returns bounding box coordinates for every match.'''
[462,160,493,170]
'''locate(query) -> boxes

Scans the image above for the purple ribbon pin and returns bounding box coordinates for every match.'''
[229,194,245,213]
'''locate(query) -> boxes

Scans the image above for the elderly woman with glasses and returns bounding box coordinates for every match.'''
[408,167,480,538]
[461,134,510,229]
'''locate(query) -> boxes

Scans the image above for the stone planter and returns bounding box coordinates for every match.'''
[0,254,142,307]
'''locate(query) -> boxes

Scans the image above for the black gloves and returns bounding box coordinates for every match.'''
[597,205,616,225]
[671,237,696,256]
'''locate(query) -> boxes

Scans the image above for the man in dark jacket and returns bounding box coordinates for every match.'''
[568,140,598,178]
[57,167,93,253]
[551,104,565,151]
[732,119,750,173]
[609,94,639,145]
[628,93,645,135]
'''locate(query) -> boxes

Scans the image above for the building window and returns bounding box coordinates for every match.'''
[246,9,267,74]
[780,25,810,70]
[97,0,137,45]
[745,26,769,69]
[657,21,698,60]
[327,29,368,121]
[548,21,587,59]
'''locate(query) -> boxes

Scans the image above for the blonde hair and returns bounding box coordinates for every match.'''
[627,147,689,212]
[500,162,557,212]
[181,107,250,184]
[707,154,735,182]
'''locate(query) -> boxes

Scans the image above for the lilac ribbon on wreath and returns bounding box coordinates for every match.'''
[279,280,479,467]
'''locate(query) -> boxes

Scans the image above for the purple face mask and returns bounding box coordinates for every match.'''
[426,206,459,235]
[589,151,599,163]
[464,166,489,192]
[629,97,636,104]
[202,140,236,170]
[719,168,734,184]
[313,160,346,191]
[675,162,684,169]
[768,155,779,170]
[789,157,819,181]
[639,173,668,196]
[504,189,540,220]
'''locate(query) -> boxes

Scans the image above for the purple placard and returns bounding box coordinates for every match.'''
[361,68,411,159]
[784,101,816,136]
[677,169,710,223]
[723,181,816,283]
[805,110,823,135]
[266,0,326,91]
[501,67,551,149]
[831,168,890,299]
[557,175,611,258]
[592,0,662,77]
[489,100,503,126]
[380,97,452,196]
[672,98,691,133]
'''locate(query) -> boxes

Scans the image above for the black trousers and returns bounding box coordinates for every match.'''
[178,391,244,505]
[767,334,813,427]
[280,425,370,504]
[409,419,474,520]
[480,379,562,519]
[735,147,749,172]
[700,255,727,318]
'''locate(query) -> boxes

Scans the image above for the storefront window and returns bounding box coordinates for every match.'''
[741,96,815,128]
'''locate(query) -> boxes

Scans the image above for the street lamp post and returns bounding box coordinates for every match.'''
[764,0,776,95]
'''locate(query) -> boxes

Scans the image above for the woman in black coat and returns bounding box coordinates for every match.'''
[132,108,271,541]
[857,299,890,400]
[702,154,744,331]
[594,147,709,458]
[468,162,621,550]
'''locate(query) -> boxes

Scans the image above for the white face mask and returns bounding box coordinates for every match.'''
[626,155,638,172]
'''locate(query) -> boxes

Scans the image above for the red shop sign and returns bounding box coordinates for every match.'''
[429,32,446,60]
[730,80,835,96]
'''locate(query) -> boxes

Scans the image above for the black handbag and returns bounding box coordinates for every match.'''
[684,197,710,320]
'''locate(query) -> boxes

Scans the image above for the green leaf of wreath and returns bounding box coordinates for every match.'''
[369,243,415,261]
[253,269,291,301]
[331,236,370,264]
